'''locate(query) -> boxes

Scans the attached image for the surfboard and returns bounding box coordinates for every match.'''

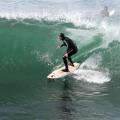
[47,62,80,79]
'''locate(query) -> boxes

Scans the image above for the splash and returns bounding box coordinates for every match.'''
[72,54,111,84]
[73,69,110,84]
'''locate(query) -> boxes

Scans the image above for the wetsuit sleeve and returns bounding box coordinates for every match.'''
[60,42,67,47]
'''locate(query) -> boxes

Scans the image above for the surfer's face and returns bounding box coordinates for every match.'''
[58,36,63,40]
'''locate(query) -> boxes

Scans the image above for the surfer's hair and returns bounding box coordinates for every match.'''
[59,33,65,38]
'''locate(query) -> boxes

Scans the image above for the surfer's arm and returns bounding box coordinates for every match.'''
[60,42,66,47]
[57,42,66,48]
[67,49,73,54]
[57,43,65,48]
[60,42,66,48]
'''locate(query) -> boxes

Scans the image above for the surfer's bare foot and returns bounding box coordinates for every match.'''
[62,69,69,72]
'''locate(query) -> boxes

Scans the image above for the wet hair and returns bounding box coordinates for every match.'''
[59,33,65,38]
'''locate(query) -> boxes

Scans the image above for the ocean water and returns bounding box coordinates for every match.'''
[0,0,120,120]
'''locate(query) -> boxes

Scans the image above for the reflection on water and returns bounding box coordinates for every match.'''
[59,80,75,120]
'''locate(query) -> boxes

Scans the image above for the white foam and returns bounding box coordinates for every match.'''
[31,50,53,66]
[80,54,102,69]
[109,10,115,16]
[0,0,97,28]
[73,69,110,84]
[72,54,111,84]
[98,20,120,48]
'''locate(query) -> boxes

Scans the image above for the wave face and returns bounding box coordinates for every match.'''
[0,18,120,84]
[0,0,120,84]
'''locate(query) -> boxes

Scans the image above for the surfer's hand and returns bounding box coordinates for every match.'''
[64,53,68,57]
[57,45,61,49]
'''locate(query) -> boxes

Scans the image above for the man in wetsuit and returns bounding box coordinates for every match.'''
[101,6,109,17]
[58,33,78,72]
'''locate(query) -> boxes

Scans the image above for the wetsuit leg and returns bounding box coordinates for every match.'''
[68,57,73,64]
[63,55,68,70]
[68,51,77,64]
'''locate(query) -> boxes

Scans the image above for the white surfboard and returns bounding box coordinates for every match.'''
[47,62,80,79]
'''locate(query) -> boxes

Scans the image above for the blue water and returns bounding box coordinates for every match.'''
[0,0,120,120]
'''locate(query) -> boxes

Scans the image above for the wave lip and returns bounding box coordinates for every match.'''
[0,10,97,28]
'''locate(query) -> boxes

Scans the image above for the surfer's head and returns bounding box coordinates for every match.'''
[104,6,108,11]
[58,33,65,40]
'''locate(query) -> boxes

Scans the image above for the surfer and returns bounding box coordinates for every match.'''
[58,33,78,72]
[101,6,109,17]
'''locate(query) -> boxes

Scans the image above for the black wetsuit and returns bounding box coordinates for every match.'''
[60,37,78,70]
